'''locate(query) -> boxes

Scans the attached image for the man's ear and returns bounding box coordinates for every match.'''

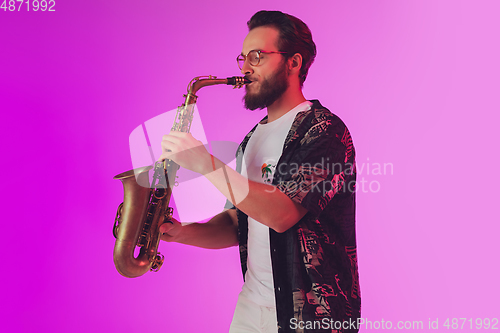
[288,53,303,74]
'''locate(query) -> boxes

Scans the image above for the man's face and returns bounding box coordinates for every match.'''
[240,26,290,110]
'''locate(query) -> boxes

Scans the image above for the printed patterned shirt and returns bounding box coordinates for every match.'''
[229,100,361,333]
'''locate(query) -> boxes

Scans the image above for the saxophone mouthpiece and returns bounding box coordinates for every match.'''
[227,76,251,88]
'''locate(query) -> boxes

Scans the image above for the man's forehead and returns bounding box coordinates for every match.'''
[241,26,280,54]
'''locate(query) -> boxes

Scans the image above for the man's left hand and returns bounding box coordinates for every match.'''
[159,131,212,175]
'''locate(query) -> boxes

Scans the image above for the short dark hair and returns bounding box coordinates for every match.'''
[247,10,317,86]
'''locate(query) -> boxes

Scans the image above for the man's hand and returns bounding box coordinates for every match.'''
[160,217,182,242]
[158,210,238,249]
[159,131,212,175]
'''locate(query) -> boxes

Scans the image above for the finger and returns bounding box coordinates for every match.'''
[167,131,187,138]
[162,134,182,144]
[160,222,174,234]
[161,140,175,153]
[160,232,173,242]
[158,152,172,162]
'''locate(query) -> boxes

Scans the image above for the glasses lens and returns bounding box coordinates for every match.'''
[237,51,261,69]
[237,55,245,69]
[248,50,260,66]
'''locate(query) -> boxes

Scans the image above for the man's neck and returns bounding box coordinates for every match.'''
[266,87,307,123]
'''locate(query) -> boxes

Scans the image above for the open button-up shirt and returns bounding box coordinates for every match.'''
[229,100,361,333]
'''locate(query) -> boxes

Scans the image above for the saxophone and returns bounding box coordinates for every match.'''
[113,75,250,278]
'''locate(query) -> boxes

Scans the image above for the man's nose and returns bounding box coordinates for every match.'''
[241,58,253,76]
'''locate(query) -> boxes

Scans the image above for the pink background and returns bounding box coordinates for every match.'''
[1,0,499,332]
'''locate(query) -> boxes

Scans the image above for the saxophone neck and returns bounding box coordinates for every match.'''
[183,75,251,106]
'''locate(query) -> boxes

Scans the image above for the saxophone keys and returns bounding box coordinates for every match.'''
[150,253,164,272]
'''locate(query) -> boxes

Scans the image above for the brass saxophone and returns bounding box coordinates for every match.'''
[113,75,250,278]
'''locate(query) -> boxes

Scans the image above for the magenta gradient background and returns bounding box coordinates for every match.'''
[1,1,499,332]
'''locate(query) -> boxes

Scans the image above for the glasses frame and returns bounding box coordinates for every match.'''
[237,50,287,70]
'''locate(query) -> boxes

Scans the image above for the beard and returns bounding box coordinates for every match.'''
[243,61,289,110]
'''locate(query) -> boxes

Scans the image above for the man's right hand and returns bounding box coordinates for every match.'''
[157,210,238,249]
[160,218,182,242]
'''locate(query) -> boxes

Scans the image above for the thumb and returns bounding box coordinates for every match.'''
[160,221,174,234]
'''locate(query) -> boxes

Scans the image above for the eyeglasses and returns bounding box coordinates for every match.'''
[237,50,287,70]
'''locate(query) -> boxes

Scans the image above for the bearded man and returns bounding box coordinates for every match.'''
[159,10,361,333]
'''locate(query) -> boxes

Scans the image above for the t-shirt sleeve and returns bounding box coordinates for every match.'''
[276,115,355,217]
[224,199,235,210]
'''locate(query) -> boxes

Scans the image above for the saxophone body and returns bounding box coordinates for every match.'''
[113,76,250,278]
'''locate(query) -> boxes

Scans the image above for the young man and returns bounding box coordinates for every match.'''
[159,10,360,333]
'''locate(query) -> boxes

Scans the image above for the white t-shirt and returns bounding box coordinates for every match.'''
[239,101,312,307]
